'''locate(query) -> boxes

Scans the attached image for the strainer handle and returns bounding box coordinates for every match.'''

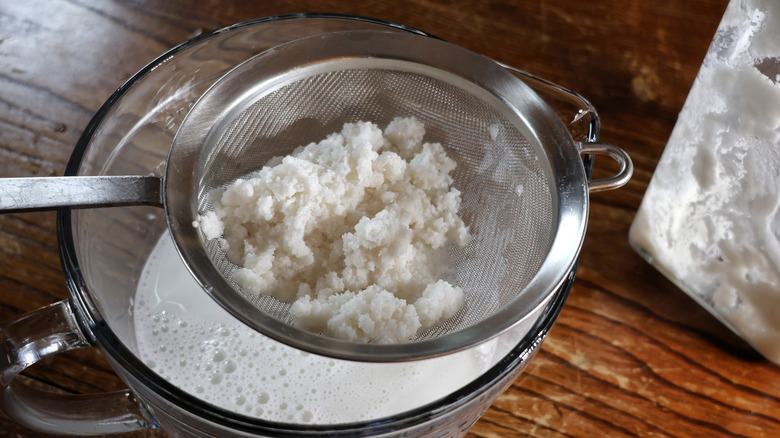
[580,142,633,193]
[0,176,163,213]
[0,299,156,434]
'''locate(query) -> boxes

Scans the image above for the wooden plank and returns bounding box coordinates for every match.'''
[6,1,780,438]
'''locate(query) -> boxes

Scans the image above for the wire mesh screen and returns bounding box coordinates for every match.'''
[194,66,555,341]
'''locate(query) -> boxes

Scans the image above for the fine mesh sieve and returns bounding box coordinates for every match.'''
[164,29,606,362]
[0,29,631,362]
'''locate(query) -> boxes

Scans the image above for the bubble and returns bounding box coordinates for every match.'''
[224,360,237,373]
[302,411,313,422]
[210,373,223,385]
[196,385,204,394]
[213,350,226,363]
[257,392,270,404]
[235,395,246,406]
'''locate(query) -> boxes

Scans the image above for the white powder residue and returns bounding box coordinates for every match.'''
[197,117,470,343]
[630,0,780,364]
[488,123,500,141]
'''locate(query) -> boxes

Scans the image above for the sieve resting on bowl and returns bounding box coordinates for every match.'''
[0,30,631,362]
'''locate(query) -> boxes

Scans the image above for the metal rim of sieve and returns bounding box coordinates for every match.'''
[164,29,589,362]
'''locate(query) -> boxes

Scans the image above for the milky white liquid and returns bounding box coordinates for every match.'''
[133,232,517,424]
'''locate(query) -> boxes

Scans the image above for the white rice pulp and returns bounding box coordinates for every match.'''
[196,117,471,343]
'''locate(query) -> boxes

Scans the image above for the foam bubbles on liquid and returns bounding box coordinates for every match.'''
[134,233,511,424]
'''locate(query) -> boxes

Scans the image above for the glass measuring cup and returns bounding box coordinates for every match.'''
[0,14,605,436]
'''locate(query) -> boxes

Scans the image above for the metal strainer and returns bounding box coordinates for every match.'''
[0,30,631,362]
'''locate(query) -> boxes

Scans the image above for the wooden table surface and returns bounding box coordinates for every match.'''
[2,0,779,437]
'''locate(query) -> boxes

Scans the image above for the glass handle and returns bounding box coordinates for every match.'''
[500,63,600,143]
[580,142,634,193]
[0,299,156,435]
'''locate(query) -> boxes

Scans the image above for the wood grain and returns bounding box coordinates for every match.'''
[4,0,780,437]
